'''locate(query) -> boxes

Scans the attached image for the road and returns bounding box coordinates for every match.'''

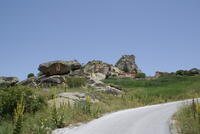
[52,100,188,134]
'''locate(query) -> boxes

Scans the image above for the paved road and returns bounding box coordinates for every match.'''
[53,100,188,134]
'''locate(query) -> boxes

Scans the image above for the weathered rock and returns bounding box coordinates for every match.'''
[0,76,19,87]
[38,75,65,87]
[88,73,106,81]
[87,74,122,95]
[69,69,84,76]
[48,92,99,107]
[18,76,38,87]
[115,55,142,73]
[84,60,122,75]
[38,60,81,76]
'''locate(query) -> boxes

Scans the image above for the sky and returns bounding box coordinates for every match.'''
[0,0,200,80]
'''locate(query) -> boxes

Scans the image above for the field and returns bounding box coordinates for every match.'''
[1,75,200,134]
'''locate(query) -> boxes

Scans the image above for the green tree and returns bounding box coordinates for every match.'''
[27,73,34,78]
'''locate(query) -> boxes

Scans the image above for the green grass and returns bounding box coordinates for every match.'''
[174,99,200,134]
[104,75,200,104]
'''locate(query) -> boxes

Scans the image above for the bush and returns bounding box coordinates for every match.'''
[176,70,185,76]
[27,73,35,78]
[135,73,146,78]
[0,86,46,119]
[66,77,86,88]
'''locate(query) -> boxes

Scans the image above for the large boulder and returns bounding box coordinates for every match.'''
[115,55,142,73]
[38,60,81,76]
[48,92,99,107]
[0,76,19,88]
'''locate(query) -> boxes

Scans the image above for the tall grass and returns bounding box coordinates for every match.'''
[174,99,200,134]
[66,77,86,88]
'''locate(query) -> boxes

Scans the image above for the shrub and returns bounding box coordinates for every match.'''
[27,73,34,78]
[51,103,65,128]
[0,86,46,118]
[176,70,185,76]
[66,77,86,88]
[135,73,146,78]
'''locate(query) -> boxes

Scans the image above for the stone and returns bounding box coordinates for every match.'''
[115,55,142,73]
[48,92,99,107]
[18,76,38,87]
[38,75,65,87]
[87,75,122,95]
[0,76,19,88]
[83,60,122,75]
[38,60,81,76]
[69,69,84,76]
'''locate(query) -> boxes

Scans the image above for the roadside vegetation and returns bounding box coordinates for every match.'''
[1,74,200,134]
[174,99,200,134]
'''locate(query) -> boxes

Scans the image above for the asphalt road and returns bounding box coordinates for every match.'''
[53,100,188,134]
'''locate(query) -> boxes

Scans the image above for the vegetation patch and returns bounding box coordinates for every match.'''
[174,99,200,134]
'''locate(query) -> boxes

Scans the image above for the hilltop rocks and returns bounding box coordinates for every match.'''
[0,76,19,88]
[84,60,122,75]
[115,55,142,73]
[38,60,81,76]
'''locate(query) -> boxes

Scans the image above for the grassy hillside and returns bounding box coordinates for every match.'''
[103,75,200,104]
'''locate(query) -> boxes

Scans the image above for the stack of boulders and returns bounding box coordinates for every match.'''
[115,55,142,73]
[19,60,83,87]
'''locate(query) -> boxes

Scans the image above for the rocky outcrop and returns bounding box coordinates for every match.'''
[86,73,122,95]
[19,75,67,87]
[38,60,82,76]
[18,76,38,87]
[48,92,99,107]
[38,75,65,87]
[0,76,19,88]
[84,60,122,75]
[115,55,142,73]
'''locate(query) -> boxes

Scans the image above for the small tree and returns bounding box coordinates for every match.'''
[176,70,184,76]
[135,73,146,78]
[27,73,34,78]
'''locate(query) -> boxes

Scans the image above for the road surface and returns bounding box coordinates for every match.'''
[52,100,189,134]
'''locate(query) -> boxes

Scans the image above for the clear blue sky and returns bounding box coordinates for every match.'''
[0,0,200,80]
